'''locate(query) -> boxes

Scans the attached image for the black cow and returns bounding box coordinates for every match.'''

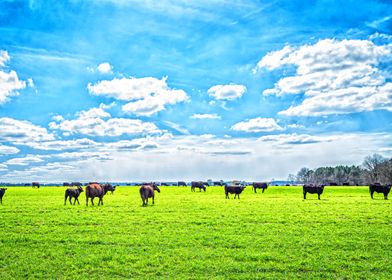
[303,184,325,200]
[224,184,246,199]
[0,188,7,204]
[177,181,187,187]
[64,186,84,205]
[140,183,160,206]
[32,182,40,188]
[191,181,207,192]
[71,182,82,187]
[63,182,70,187]
[213,181,224,186]
[252,182,268,193]
[369,184,391,200]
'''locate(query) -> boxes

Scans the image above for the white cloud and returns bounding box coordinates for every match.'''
[87,76,188,116]
[255,39,392,116]
[0,144,20,155]
[0,50,27,104]
[0,117,55,143]
[191,113,221,119]
[231,117,283,133]
[49,105,161,136]
[208,84,246,101]
[97,62,113,74]
[1,132,392,182]
[4,155,46,166]
[26,138,99,151]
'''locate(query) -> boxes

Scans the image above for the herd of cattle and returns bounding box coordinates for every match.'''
[0,182,390,206]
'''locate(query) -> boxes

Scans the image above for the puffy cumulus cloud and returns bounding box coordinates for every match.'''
[97,62,113,74]
[255,39,392,116]
[49,105,161,136]
[208,84,246,101]
[87,76,188,116]
[191,113,221,119]
[231,117,283,133]
[0,50,27,104]
[0,144,20,155]
[0,117,55,143]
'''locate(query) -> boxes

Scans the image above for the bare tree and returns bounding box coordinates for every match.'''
[362,154,386,183]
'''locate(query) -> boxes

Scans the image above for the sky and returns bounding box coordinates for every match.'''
[0,0,391,183]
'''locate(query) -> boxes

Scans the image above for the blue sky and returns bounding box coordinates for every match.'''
[0,0,391,182]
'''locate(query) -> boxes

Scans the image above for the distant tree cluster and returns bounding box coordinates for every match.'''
[292,154,392,186]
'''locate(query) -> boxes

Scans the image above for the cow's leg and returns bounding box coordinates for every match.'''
[70,196,73,205]
[152,195,155,205]
[91,197,94,206]
[225,192,229,199]
[76,197,80,205]
[370,191,374,199]
[262,188,265,193]
[303,192,306,199]
[64,195,68,205]
[86,196,88,206]
[318,193,321,200]
[384,193,388,200]
[254,187,256,193]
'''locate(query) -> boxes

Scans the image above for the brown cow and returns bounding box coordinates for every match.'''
[140,183,160,206]
[252,182,268,193]
[85,183,114,206]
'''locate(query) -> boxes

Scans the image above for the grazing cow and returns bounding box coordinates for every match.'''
[140,183,160,206]
[303,184,325,200]
[213,181,224,186]
[252,182,268,193]
[71,182,82,187]
[178,181,187,187]
[64,186,84,205]
[85,183,114,206]
[63,182,70,187]
[191,181,207,192]
[32,182,40,188]
[369,184,391,200]
[343,182,350,186]
[224,184,246,199]
[0,188,7,204]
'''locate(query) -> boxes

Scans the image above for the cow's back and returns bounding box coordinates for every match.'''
[86,183,103,197]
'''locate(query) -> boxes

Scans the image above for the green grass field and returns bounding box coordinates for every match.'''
[0,186,391,279]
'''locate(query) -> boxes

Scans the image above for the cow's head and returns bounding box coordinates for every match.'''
[152,184,161,193]
[77,186,84,192]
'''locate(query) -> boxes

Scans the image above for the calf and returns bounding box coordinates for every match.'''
[369,184,391,200]
[0,188,7,204]
[224,184,246,199]
[140,183,160,206]
[252,182,268,193]
[191,181,207,192]
[64,186,84,205]
[303,184,325,200]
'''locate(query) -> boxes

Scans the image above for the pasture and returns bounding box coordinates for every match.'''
[0,186,391,279]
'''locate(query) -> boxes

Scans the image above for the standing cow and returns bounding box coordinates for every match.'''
[64,186,84,205]
[85,183,114,206]
[224,184,246,199]
[32,182,40,188]
[369,183,391,200]
[303,184,325,200]
[252,182,268,193]
[0,188,7,204]
[140,183,160,206]
[191,181,207,192]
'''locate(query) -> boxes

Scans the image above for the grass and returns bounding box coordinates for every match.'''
[0,186,391,279]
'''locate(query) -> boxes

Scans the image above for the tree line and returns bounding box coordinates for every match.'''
[290,154,392,186]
